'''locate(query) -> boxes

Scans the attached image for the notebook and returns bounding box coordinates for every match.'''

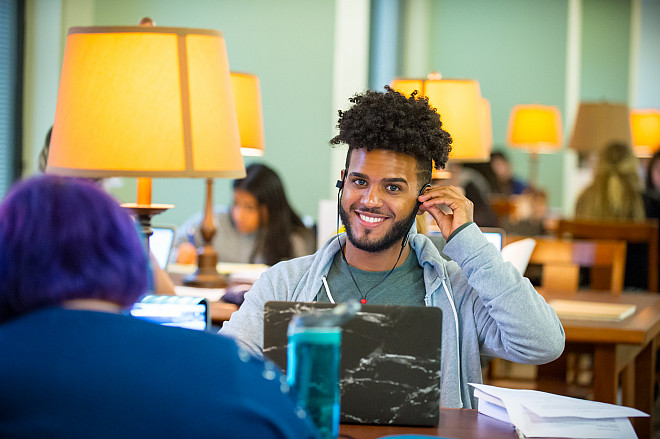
[263,301,443,426]
[150,226,176,269]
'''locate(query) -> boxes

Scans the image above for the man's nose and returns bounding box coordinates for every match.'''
[362,186,383,207]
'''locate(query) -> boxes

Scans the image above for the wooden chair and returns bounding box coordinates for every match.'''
[486,237,628,397]
[553,219,659,292]
[526,236,627,295]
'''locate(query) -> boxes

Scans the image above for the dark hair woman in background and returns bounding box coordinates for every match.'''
[175,163,315,266]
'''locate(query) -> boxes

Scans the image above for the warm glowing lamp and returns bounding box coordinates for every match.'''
[630,109,660,158]
[507,104,562,186]
[231,71,265,157]
[568,102,632,155]
[391,74,492,165]
[46,23,246,288]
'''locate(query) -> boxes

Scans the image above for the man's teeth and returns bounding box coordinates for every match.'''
[359,214,384,223]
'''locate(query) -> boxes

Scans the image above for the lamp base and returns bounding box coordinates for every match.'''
[183,247,228,288]
[121,203,174,240]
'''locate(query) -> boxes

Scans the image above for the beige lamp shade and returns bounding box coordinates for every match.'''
[507,104,562,152]
[568,102,632,153]
[47,26,245,179]
[630,109,660,157]
[390,76,491,162]
[231,71,265,156]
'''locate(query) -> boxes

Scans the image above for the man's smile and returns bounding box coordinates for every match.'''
[355,209,390,227]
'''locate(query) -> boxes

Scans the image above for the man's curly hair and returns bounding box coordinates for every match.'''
[330,86,452,188]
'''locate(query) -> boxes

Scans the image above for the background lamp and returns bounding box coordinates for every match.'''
[507,104,562,187]
[391,74,492,164]
[231,72,265,157]
[568,101,632,156]
[630,109,660,158]
[46,24,246,288]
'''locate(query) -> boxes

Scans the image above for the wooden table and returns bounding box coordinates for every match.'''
[340,408,518,439]
[540,290,660,439]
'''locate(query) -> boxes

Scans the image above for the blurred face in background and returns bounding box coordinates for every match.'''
[231,189,265,234]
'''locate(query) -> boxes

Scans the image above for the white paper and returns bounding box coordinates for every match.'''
[470,383,648,439]
[472,384,648,419]
[505,398,638,439]
[477,399,512,424]
[174,285,225,302]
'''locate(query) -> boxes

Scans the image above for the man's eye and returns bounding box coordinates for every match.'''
[353,179,367,186]
[386,184,401,192]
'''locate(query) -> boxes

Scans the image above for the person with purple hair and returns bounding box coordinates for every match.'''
[0,175,318,438]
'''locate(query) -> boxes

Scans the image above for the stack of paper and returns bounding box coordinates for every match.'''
[470,383,648,439]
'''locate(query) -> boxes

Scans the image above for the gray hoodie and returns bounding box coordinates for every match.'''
[220,223,565,409]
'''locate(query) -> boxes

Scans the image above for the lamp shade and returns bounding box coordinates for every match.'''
[47,26,245,179]
[390,76,491,162]
[630,109,660,157]
[231,71,265,156]
[568,102,632,153]
[507,104,562,152]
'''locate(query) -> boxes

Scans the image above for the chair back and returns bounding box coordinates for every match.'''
[523,237,627,295]
[554,219,659,291]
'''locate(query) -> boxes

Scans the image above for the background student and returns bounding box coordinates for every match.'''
[175,163,316,265]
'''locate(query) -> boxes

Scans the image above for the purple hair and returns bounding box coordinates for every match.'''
[0,175,149,321]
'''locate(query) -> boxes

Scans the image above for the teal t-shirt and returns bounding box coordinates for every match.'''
[315,249,425,305]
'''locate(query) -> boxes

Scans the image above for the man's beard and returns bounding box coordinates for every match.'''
[339,201,418,253]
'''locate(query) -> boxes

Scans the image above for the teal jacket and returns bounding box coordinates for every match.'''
[220,223,565,409]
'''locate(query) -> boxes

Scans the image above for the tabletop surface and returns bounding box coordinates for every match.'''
[539,290,660,344]
[339,408,519,439]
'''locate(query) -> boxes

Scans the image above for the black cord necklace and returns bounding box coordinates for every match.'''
[340,239,406,304]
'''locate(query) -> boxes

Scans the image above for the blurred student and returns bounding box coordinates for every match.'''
[575,142,648,290]
[0,175,318,438]
[643,149,660,219]
[575,142,646,222]
[489,151,527,196]
[175,163,315,265]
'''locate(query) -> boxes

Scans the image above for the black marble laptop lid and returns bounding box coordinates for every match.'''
[263,302,442,426]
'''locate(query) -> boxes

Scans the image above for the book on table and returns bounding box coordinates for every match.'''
[548,299,636,321]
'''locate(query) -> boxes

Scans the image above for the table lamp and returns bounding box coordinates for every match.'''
[231,72,265,157]
[46,23,246,287]
[568,102,632,157]
[391,73,492,179]
[507,104,562,187]
[630,109,660,158]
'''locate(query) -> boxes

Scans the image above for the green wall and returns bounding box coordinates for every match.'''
[90,0,336,227]
[427,0,568,209]
[581,0,631,102]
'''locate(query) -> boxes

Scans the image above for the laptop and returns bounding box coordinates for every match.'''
[479,227,506,251]
[128,294,210,331]
[263,301,442,426]
[150,226,176,269]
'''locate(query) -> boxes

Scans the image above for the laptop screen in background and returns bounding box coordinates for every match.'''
[129,295,209,331]
[479,227,505,252]
[150,226,175,269]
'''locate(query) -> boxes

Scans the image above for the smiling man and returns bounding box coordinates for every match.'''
[220,87,565,409]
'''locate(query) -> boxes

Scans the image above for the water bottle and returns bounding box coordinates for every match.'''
[286,301,360,439]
